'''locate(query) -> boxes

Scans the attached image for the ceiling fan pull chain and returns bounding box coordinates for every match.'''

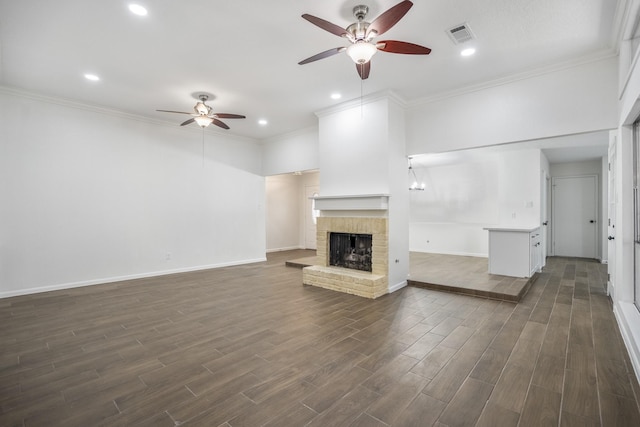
[360,72,364,119]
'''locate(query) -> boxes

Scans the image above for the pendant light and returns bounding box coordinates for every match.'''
[408,156,425,190]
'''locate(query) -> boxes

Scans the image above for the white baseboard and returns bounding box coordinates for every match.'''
[409,249,488,258]
[613,302,640,386]
[0,257,267,299]
[266,246,305,253]
[388,280,407,294]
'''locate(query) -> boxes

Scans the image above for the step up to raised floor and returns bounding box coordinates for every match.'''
[287,252,535,302]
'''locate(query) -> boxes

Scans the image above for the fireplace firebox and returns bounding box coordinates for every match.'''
[329,232,373,272]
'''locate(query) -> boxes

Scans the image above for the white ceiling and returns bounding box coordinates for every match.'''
[0,0,620,142]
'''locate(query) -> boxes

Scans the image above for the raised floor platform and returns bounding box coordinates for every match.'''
[286,251,535,302]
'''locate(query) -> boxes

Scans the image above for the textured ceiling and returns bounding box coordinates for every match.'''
[0,0,620,141]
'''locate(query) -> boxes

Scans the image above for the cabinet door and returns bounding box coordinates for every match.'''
[529,229,541,275]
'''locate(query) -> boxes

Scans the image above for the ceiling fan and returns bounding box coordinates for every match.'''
[298,0,431,80]
[157,94,246,129]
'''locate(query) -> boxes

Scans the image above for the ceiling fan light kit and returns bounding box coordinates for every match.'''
[299,0,431,79]
[193,116,213,128]
[347,42,377,64]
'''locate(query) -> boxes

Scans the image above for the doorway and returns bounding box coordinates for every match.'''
[552,175,598,258]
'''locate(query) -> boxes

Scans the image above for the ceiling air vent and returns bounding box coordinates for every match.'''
[447,23,475,44]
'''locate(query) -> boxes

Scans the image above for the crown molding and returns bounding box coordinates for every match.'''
[0,85,165,124]
[0,85,259,143]
[314,90,407,118]
[610,0,632,52]
[406,49,618,108]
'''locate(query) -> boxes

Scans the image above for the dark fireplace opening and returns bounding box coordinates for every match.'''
[329,232,373,272]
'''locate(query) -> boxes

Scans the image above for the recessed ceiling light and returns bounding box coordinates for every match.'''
[128,4,148,16]
[258,119,268,126]
[330,93,342,100]
[84,73,100,81]
[461,48,476,57]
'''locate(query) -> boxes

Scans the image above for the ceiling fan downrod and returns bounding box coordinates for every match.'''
[348,5,371,40]
[353,5,369,21]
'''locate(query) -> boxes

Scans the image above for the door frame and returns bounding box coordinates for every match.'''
[541,170,550,263]
[304,185,319,250]
[609,138,617,297]
[551,174,599,258]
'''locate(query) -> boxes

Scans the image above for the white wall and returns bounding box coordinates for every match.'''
[318,97,391,196]
[406,56,618,155]
[611,0,640,384]
[386,99,410,292]
[550,159,602,176]
[261,127,319,176]
[0,88,265,297]
[497,150,542,226]
[409,148,542,256]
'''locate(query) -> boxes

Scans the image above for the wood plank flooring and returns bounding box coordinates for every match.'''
[408,253,532,302]
[286,252,531,301]
[1,250,640,426]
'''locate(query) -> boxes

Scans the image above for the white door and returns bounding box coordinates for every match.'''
[608,140,616,297]
[552,175,598,258]
[304,186,319,250]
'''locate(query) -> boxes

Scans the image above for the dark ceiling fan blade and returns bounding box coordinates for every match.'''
[212,118,230,130]
[356,62,370,80]
[213,113,246,119]
[157,109,193,115]
[376,40,431,54]
[302,14,347,37]
[367,0,413,37]
[180,118,195,126]
[299,47,345,65]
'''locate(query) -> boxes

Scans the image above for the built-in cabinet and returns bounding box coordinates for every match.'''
[485,226,542,278]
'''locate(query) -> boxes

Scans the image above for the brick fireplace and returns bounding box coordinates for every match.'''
[302,195,389,299]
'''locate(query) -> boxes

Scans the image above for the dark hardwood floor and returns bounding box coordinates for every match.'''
[1,250,639,426]
[287,253,532,302]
